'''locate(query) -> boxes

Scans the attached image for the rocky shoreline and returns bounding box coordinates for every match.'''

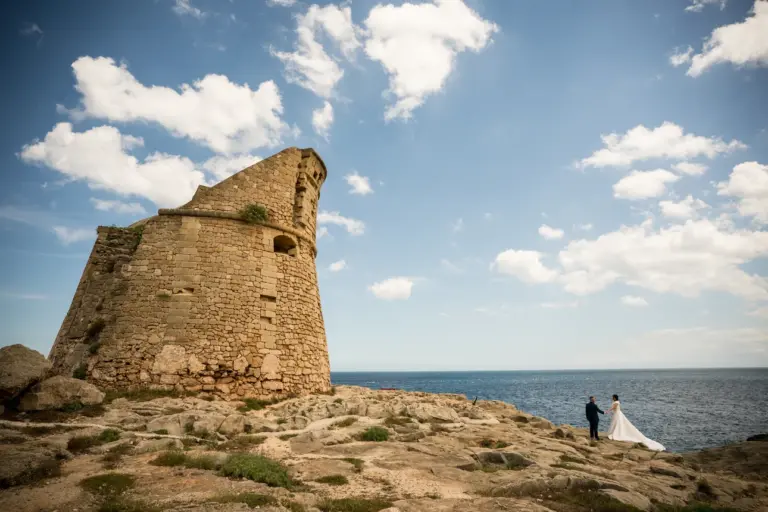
[0,380,766,512]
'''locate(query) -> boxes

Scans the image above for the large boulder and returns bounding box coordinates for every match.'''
[19,376,105,411]
[0,344,52,403]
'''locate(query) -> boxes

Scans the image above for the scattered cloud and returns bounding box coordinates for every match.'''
[484,212,493,220]
[52,226,95,245]
[271,4,360,98]
[268,0,297,6]
[540,301,578,309]
[491,250,559,284]
[59,56,290,154]
[440,258,462,273]
[452,218,464,233]
[670,46,693,67]
[613,169,680,200]
[172,0,206,20]
[19,123,206,208]
[621,295,649,307]
[685,0,727,13]
[538,224,564,240]
[329,259,347,272]
[577,223,593,231]
[577,122,746,169]
[747,306,768,318]
[312,101,334,140]
[369,277,415,300]
[202,154,262,181]
[90,198,147,215]
[316,226,329,239]
[717,161,768,223]
[344,171,373,195]
[0,291,48,300]
[363,0,499,121]
[683,2,768,77]
[659,195,709,219]
[317,211,365,235]
[20,22,44,45]
[672,161,708,176]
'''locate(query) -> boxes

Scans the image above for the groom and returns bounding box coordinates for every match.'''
[585,396,604,440]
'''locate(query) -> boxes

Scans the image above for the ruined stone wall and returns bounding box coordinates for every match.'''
[49,226,143,377]
[47,147,331,399]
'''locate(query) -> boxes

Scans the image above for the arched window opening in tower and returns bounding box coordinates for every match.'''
[274,235,297,256]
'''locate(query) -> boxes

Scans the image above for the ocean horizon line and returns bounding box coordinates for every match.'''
[330,366,768,374]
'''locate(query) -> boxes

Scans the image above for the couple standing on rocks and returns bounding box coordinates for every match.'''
[586,394,665,451]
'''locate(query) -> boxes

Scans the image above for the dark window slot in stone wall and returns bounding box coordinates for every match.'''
[260,295,276,303]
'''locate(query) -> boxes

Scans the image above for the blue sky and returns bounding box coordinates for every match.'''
[1,0,767,371]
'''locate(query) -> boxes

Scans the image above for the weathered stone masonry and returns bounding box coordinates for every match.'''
[48,148,331,399]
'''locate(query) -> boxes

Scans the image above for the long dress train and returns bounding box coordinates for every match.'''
[606,401,665,451]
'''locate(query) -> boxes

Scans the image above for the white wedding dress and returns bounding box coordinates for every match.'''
[606,401,665,451]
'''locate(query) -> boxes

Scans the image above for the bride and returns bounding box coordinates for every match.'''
[606,394,665,451]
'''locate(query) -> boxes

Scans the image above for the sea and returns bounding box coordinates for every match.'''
[330,368,768,453]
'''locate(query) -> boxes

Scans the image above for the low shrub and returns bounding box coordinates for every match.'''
[219,453,294,488]
[315,474,349,486]
[209,492,277,508]
[358,427,389,442]
[341,458,364,472]
[317,498,394,512]
[80,473,135,497]
[331,417,358,429]
[218,435,266,452]
[239,204,268,224]
[149,451,220,470]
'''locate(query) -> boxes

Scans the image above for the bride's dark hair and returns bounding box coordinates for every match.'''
[612,394,619,401]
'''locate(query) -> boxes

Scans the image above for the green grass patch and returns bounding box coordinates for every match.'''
[0,458,61,488]
[315,474,349,486]
[67,429,121,453]
[72,363,87,380]
[97,497,161,512]
[239,203,268,224]
[282,500,307,512]
[149,451,219,470]
[317,498,394,512]
[80,473,135,497]
[358,427,389,442]
[101,443,134,469]
[219,453,294,488]
[209,492,277,508]
[218,435,266,452]
[654,504,740,512]
[280,433,298,441]
[151,429,169,435]
[479,439,510,449]
[536,488,643,512]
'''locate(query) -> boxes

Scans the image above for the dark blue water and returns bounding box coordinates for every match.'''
[331,369,768,453]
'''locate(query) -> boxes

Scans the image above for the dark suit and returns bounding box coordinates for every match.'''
[585,402,604,440]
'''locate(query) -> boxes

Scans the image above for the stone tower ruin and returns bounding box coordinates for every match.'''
[48,147,331,399]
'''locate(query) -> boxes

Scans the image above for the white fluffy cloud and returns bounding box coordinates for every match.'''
[344,171,373,195]
[621,295,649,307]
[202,154,262,181]
[578,122,746,169]
[329,259,347,272]
[683,2,768,77]
[491,250,559,284]
[363,0,498,120]
[316,226,329,239]
[19,123,206,208]
[312,101,334,140]
[670,46,694,67]
[271,4,360,98]
[52,226,94,245]
[90,198,146,215]
[369,277,415,300]
[538,224,564,240]
[672,161,708,176]
[717,161,768,223]
[613,169,680,200]
[172,0,206,19]
[60,56,290,154]
[317,211,365,235]
[494,218,768,301]
[685,0,726,13]
[659,195,709,219]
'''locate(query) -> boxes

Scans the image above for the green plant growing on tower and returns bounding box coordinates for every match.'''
[239,204,268,224]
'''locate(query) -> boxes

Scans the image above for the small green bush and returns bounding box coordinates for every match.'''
[340,458,364,472]
[315,474,349,486]
[332,417,358,429]
[383,416,411,427]
[219,453,293,488]
[279,434,298,441]
[210,492,277,507]
[152,429,169,435]
[149,450,220,470]
[218,435,266,452]
[239,204,268,224]
[101,444,133,470]
[67,429,120,453]
[99,429,121,443]
[317,498,394,512]
[359,427,389,442]
[80,473,136,497]
[87,318,107,339]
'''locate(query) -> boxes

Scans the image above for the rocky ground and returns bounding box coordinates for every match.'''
[0,384,766,512]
